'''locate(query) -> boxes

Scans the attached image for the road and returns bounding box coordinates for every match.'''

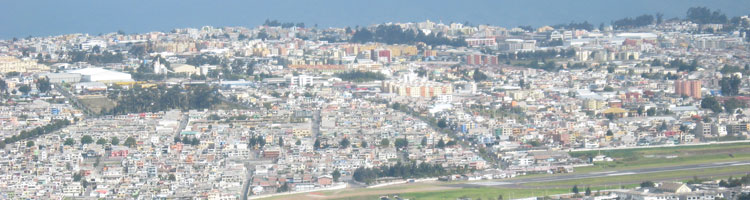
[54,84,91,117]
[458,160,750,188]
[312,109,321,139]
[175,113,189,138]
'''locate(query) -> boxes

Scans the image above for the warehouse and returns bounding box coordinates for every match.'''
[68,68,133,83]
[42,73,82,84]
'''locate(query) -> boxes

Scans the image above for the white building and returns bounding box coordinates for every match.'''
[68,68,133,83]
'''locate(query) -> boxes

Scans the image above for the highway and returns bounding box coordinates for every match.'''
[459,160,750,187]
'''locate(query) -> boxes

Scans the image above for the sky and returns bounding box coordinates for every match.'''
[1,0,749,39]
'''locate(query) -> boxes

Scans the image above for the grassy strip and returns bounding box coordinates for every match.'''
[573,152,750,173]
[524,165,750,187]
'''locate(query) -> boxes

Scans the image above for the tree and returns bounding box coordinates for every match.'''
[421,137,427,146]
[585,187,592,196]
[73,173,82,181]
[191,137,199,146]
[314,139,321,150]
[437,119,447,129]
[36,78,52,93]
[332,169,341,182]
[603,86,614,92]
[81,135,94,144]
[606,130,614,136]
[724,98,746,113]
[0,78,7,93]
[168,174,176,181]
[26,141,34,148]
[656,13,664,24]
[96,138,107,145]
[278,136,284,147]
[380,138,390,147]
[18,84,31,95]
[720,75,741,96]
[339,138,350,149]
[687,7,727,24]
[361,140,368,148]
[111,137,120,145]
[64,138,76,146]
[295,139,301,146]
[124,137,136,147]
[640,181,655,188]
[647,107,657,116]
[437,138,446,149]
[701,96,723,113]
[394,138,408,149]
[472,69,488,82]
[572,185,579,194]
[277,182,290,192]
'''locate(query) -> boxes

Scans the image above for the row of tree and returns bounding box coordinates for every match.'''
[613,14,655,30]
[263,19,305,28]
[67,50,124,64]
[106,85,220,115]
[174,136,201,146]
[0,119,71,149]
[334,70,386,82]
[352,161,449,184]
[497,49,576,60]
[701,96,746,114]
[351,25,466,47]
[686,7,728,24]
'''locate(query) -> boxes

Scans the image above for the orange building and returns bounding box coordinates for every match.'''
[674,80,702,99]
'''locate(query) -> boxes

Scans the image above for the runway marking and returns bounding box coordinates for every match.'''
[472,182,511,186]
[606,172,635,176]
[590,171,616,174]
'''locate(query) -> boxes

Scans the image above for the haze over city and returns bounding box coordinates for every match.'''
[2,0,750,38]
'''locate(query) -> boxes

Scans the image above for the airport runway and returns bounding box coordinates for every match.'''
[456,160,750,187]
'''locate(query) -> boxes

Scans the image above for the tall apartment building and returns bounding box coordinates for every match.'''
[674,80,702,99]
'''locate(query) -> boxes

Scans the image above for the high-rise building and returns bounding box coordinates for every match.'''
[674,80,701,99]
[466,54,498,66]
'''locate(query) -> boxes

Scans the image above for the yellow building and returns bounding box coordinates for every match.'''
[0,56,49,73]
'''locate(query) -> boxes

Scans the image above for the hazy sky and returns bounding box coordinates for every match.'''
[1,0,749,39]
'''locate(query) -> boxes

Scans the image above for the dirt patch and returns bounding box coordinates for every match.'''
[78,95,116,114]
[270,184,453,200]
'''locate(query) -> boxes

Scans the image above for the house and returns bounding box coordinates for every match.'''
[172,64,200,75]
[658,182,691,194]
[317,175,333,186]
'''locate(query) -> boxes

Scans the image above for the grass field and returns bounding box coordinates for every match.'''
[524,165,750,187]
[568,142,750,173]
